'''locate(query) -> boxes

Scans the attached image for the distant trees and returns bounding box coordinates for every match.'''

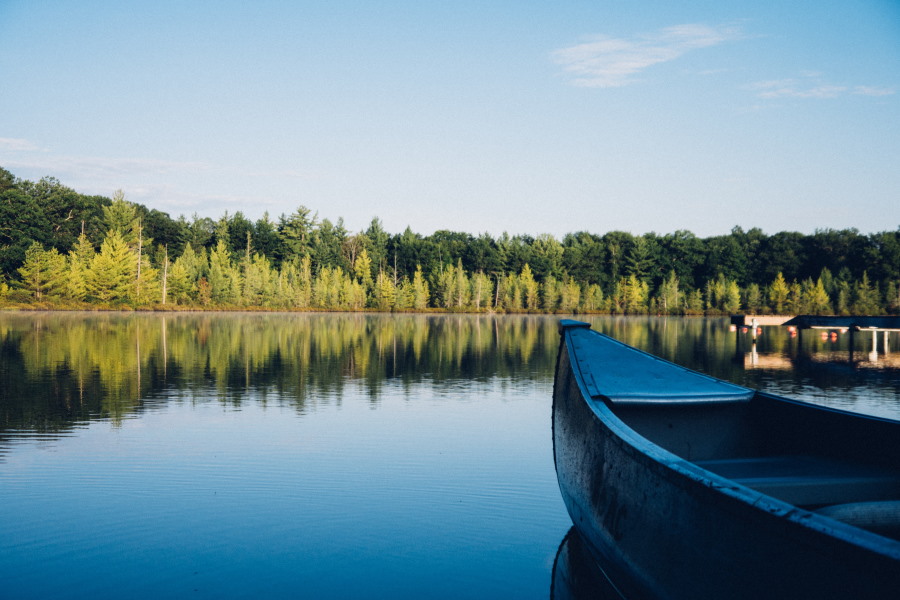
[2,166,900,315]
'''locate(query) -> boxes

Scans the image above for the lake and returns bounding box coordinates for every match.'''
[2,313,899,599]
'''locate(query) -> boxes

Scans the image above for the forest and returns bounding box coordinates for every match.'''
[1,166,899,315]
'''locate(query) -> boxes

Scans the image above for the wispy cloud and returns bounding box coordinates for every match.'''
[0,137,42,151]
[553,24,742,88]
[0,144,323,218]
[19,155,214,179]
[852,86,895,97]
[747,74,895,99]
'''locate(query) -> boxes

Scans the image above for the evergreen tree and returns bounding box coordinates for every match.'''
[744,283,763,315]
[353,248,375,299]
[497,273,521,311]
[452,259,471,309]
[395,277,415,309]
[411,265,429,309]
[625,236,653,281]
[375,270,396,310]
[884,280,900,314]
[17,242,67,299]
[241,253,275,306]
[295,255,313,308]
[853,272,881,315]
[835,280,852,315]
[622,274,649,314]
[686,289,704,315]
[87,230,135,302]
[470,271,493,310]
[167,259,194,305]
[278,206,317,261]
[542,276,560,311]
[583,284,604,312]
[63,233,96,301]
[768,272,790,314]
[519,264,539,310]
[787,281,803,315]
[656,271,682,315]
[207,240,239,304]
[102,190,140,243]
[802,277,831,315]
[723,278,741,314]
[559,278,581,312]
[132,252,161,305]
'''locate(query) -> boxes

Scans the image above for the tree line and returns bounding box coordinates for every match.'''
[2,167,899,315]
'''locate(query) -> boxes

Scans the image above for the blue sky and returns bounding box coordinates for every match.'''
[1,1,898,238]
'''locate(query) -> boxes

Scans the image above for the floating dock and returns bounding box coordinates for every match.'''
[732,315,900,364]
[731,315,900,333]
[730,315,795,327]
[781,316,900,332]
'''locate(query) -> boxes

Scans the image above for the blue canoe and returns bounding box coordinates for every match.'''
[553,320,900,599]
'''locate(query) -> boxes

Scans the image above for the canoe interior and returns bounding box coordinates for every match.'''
[611,395,900,521]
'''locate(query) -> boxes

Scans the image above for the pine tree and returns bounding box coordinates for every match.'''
[375,270,396,310]
[87,230,135,302]
[686,289,704,315]
[886,280,900,314]
[207,240,238,304]
[542,276,560,311]
[559,278,581,312]
[800,277,831,315]
[64,256,88,301]
[853,272,881,315]
[723,279,741,314]
[167,259,194,305]
[744,283,762,315]
[787,281,803,314]
[353,248,375,303]
[622,274,649,314]
[102,190,140,244]
[452,260,470,309]
[471,271,493,310]
[656,270,681,315]
[498,274,521,311]
[132,252,161,305]
[18,242,67,299]
[411,265,429,309]
[296,255,313,308]
[520,264,539,310]
[768,272,790,314]
[583,284,604,312]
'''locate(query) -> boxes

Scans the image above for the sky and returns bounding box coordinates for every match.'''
[1,0,898,239]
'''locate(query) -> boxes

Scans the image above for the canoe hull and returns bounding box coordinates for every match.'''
[552,324,900,599]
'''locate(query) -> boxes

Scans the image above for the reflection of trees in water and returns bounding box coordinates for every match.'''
[0,313,562,435]
[8,313,889,442]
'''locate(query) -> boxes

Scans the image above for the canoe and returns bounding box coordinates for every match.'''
[553,320,900,599]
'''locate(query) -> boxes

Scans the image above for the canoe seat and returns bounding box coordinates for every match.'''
[695,455,900,507]
[816,501,900,539]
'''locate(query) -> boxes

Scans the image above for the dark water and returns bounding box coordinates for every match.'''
[1,313,898,599]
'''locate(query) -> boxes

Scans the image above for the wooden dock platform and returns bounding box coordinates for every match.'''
[730,315,794,327]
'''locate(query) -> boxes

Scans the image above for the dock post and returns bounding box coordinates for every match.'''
[751,318,758,342]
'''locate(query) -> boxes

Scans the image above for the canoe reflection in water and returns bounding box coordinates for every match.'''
[551,527,626,600]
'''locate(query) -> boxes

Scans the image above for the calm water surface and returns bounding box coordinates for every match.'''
[1,313,899,599]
